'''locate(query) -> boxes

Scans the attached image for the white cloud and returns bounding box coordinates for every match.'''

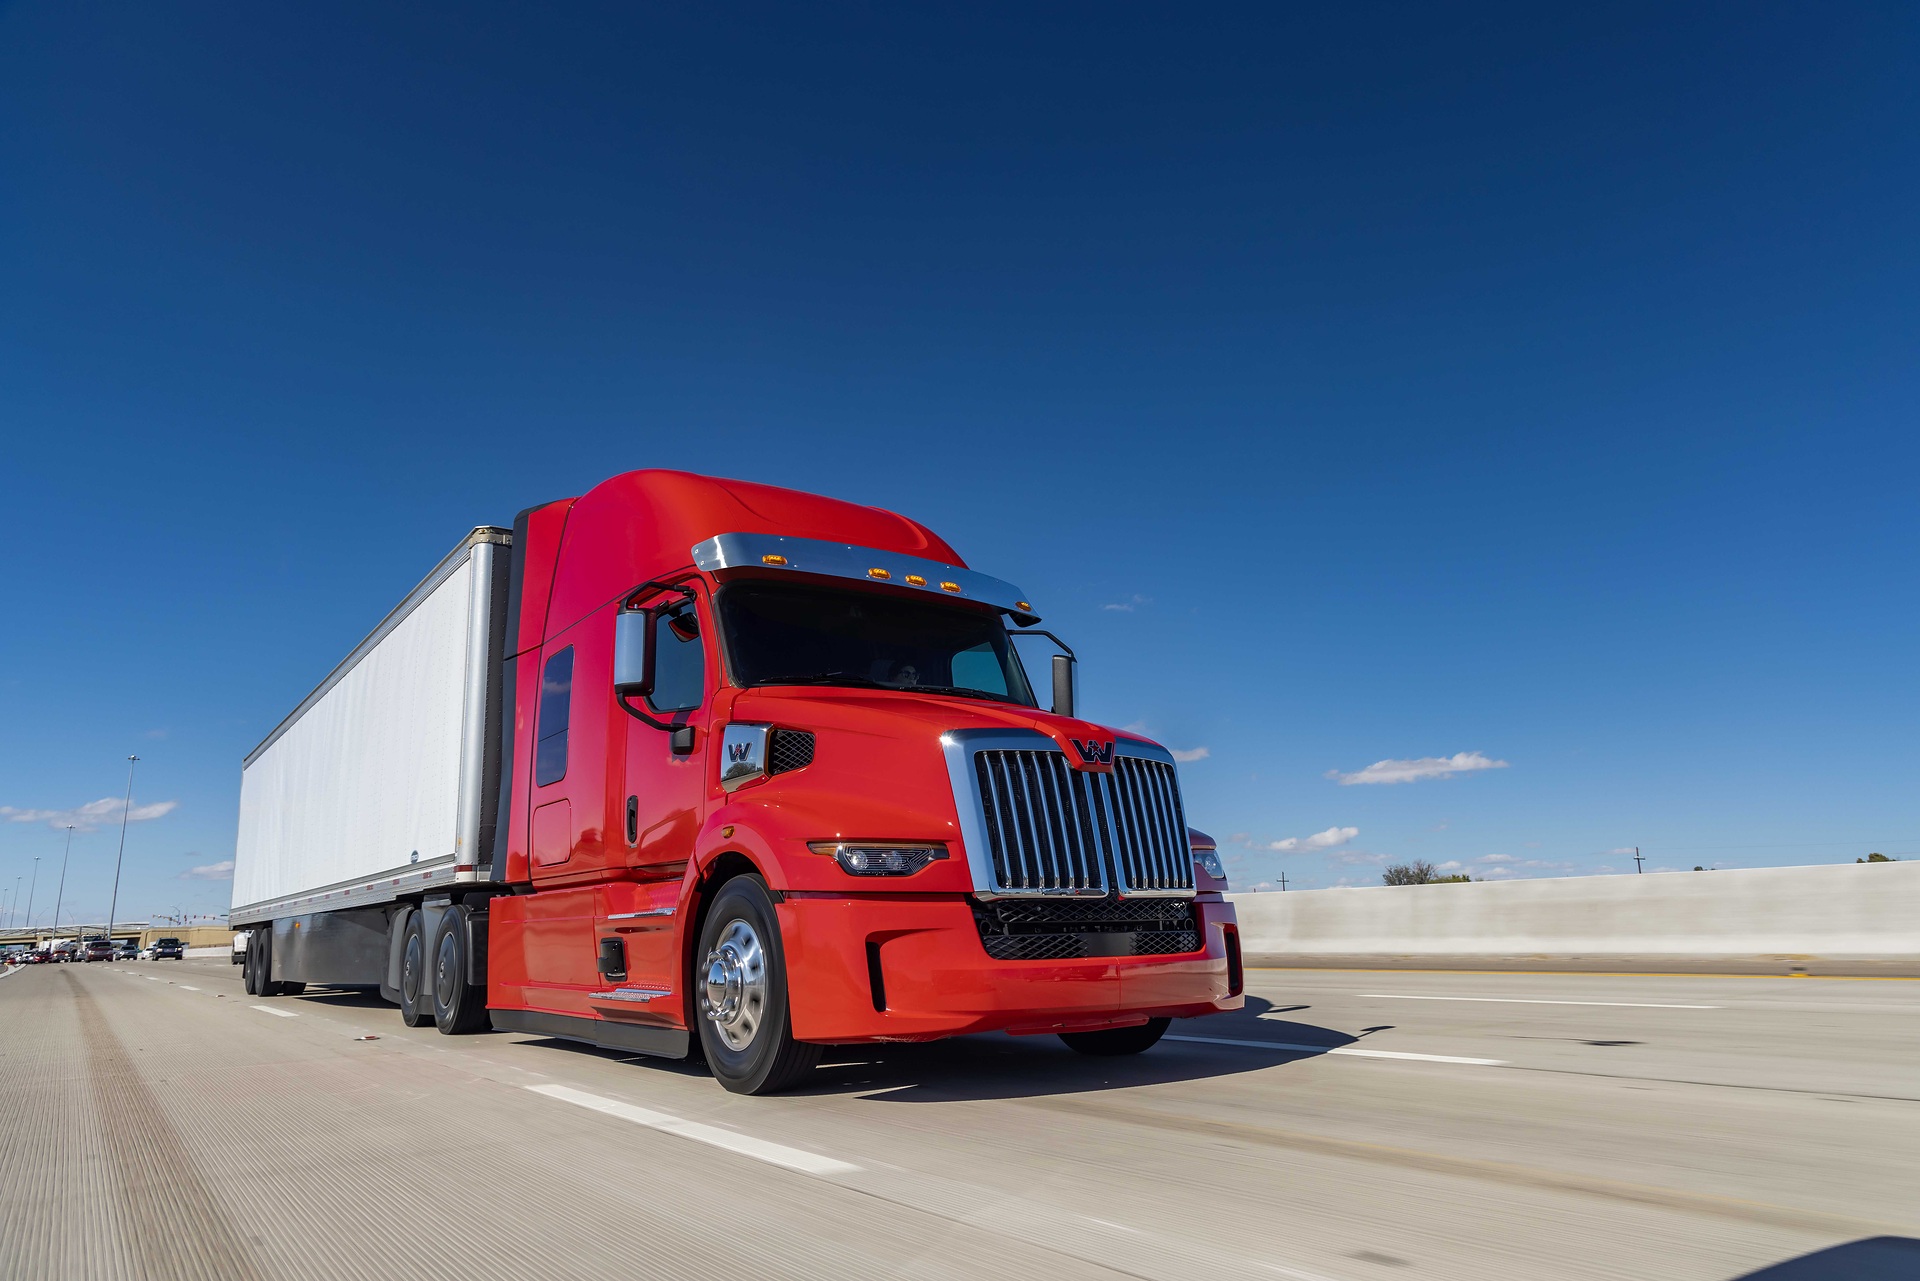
[1328,751,1509,786]
[1170,746,1210,763]
[1438,860,1463,871]
[1,797,179,832]
[1477,853,1516,865]
[1268,825,1360,852]
[1102,594,1152,612]
[1602,847,1637,856]
[181,860,234,881]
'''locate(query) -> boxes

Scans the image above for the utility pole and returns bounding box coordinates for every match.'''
[50,825,74,944]
[1278,870,1290,892]
[106,755,139,951]
[24,856,40,929]
[1633,846,1645,874]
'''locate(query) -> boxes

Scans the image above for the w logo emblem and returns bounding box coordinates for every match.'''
[727,741,755,764]
[1069,738,1115,767]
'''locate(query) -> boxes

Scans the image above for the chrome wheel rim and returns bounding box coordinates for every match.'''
[701,918,767,1052]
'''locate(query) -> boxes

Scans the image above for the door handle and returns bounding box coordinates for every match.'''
[625,795,638,847]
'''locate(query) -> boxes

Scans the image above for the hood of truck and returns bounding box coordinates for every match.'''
[728,686,1154,763]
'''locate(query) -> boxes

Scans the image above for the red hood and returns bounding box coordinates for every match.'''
[729,687,1155,765]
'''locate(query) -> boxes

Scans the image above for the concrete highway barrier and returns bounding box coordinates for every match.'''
[1230,860,1919,970]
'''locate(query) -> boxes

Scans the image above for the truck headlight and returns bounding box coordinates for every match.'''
[1194,848,1227,883]
[807,842,949,876]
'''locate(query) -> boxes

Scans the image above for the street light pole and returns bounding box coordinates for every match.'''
[105,755,139,951]
[50,825,74,944]
[24,856,40,930]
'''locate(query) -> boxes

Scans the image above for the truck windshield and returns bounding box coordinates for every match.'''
[716,580,1036,706]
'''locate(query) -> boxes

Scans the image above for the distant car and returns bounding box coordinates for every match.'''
[1,948,26,966]
[231,929,251,965]
[153,938,186,960]
[114,941,137,960]
[82,940,114,962]
[26,949,50,964]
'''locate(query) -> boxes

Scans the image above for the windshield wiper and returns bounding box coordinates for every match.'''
[899,684,1020,705]
[751,672,891,689]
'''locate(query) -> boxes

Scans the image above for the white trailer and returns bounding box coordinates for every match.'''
[231,528,511,989]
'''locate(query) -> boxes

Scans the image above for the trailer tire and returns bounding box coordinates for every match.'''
[693,876,820,1095]
[1059,1017,1170,1056]
[430,904,490,1035]
[243,931,263,995]
[398,912,433,1028]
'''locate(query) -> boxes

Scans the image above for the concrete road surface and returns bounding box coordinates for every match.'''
[2,958,1915,1281]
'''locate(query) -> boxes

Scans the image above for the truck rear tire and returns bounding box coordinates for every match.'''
[431,904,490,1035]
[1059,1018,1171,1056]
[243,931,263,995]
[398,911,433,1028]
[694,876,820,1095]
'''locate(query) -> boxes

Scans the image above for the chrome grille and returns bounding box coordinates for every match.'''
[970,747,1194,897]
[974,750,1106,893]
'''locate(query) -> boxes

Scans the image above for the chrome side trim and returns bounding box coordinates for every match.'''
[608,908,676,920]
[691,532,1035,619]
[587,987,672,1004]
[720,722,770,792]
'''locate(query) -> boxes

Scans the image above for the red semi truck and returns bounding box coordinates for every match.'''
[232,470,1241,1093]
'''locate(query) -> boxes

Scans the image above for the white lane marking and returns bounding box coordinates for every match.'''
[1362,993,1719,1009]
[526,1083,858,1176]
[251,1005,299,1018]
[1167,1034,1505,1066]
[180,986,200,991]
[145,976,160,981]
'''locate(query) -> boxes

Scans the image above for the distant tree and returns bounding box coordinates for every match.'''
[1383,861,1437,886]
[1432,873,1474,883]
[1858,852,1895,863]
[1694,866,1705,871]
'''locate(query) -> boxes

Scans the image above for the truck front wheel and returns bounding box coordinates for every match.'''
[1059,1018,1171,1056]
[694,877,820,1095]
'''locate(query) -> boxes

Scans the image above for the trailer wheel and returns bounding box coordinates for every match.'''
[694,876,820,1095]
[243,930,263,995]
[1059,1017,1171,1056]
[398,912,433,1028]
[430,905,490,1035]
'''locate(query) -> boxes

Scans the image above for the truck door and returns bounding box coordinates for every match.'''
[602,585,714,998]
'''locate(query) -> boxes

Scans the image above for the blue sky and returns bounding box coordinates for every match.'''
[3,2,1916,923]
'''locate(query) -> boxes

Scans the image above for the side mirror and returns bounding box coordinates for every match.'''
[613,609,653,699]
[1051,653,1076,718]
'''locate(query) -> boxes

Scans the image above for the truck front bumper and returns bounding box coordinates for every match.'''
[778,893,1243,1043]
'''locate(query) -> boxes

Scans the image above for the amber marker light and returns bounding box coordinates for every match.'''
[905,574,927,587]
[761,554,788,566]
[1016,601,1032,611]
[867,567,891,579]
[940,581,961,592]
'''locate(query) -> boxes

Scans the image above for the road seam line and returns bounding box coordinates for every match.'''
[525,1082,858,1175]
[1166,1034,1506,1065]
[1360,994,1720,1009]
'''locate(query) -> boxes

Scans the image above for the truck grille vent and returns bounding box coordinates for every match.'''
[972,750,1194,896]
[768,729,815,776]
[972,896,1201,961]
